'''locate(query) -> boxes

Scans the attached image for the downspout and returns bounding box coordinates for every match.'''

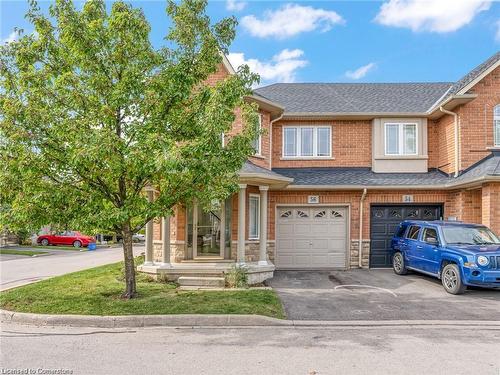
[439,106,460,177]
[358,188,368,268]
[269,113,284,169]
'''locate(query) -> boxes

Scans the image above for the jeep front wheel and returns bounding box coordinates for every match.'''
[441,264,466,295]
[393,252,408,275]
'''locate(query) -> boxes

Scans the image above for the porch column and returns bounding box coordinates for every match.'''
[160,216,171,267]
[192,199,198,259]
[220,200,226,259]
[258,186,269,265]
[144,189,154,266]
[237,184,247,264]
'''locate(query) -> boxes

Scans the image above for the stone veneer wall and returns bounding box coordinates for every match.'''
[350,240,370,268]
[152,240,278,264]
[230,241,276,263]
[153,241,186,263]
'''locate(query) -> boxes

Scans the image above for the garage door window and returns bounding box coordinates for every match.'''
[314,210,326,218]
[249,195,260,240]
[297,210,309,218]
[331,210,343,218]
[280,209,292,218]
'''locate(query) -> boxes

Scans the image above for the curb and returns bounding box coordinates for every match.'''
[1,310,289,328]
[31,252,52,257]
[2,310,500,328]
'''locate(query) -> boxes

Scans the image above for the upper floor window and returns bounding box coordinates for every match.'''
[385,123,417,156]
[283,126,331,158]
[251,115,262,155]
[494,105,500,147]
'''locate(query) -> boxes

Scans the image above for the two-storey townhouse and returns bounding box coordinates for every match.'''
[139,51,500,286]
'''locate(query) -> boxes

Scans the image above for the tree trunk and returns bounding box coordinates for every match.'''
[121,223,137,299]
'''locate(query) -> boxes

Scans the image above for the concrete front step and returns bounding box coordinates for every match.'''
[177,276,225,288]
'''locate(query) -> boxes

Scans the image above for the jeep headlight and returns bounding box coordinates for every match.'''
[477,255,489,267]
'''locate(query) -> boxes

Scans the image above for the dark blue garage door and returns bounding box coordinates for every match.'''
[369,205,443,268]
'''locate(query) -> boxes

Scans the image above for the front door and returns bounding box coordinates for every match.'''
[187,199,231,259]
[196,209,223,257]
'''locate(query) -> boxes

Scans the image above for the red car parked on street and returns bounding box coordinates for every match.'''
[37,231,96,248]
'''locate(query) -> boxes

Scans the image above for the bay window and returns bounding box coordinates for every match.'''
[385,123,417,155]
[283,126,331,158]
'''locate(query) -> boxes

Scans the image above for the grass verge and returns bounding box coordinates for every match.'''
[21,245,81,251]
[0,249,48,256]
[0,257,285,319]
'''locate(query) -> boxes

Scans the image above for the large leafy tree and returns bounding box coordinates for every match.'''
[0,0,259,298]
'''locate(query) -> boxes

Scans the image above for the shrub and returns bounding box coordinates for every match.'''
[225,265,248,288]
[16,229,31,245]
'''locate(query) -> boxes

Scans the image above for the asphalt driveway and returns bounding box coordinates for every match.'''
[267,269,500,321]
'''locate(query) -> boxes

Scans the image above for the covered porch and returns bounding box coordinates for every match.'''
[137,162,292,285]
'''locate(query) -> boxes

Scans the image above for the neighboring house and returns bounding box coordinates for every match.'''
[139,51,500,284]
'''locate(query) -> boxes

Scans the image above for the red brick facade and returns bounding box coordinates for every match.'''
[432,66,500,174]
[271,120,372,168]
[458,66,500,171]
[152,58,500,268]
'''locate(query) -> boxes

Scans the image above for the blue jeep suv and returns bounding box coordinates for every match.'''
[391,220,500,294]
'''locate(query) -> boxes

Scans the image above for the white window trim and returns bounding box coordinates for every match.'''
[384,123,418,156]
[253,115,262,156]
[248,194,260,240]
[282,125,332,159]
[494,105,500,147]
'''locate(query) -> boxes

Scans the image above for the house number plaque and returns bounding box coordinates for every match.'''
[308,195,320,204]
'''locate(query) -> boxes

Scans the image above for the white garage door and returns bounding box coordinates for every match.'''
[276,206,348,269]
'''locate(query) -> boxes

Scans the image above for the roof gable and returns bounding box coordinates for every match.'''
[448,51,500,95]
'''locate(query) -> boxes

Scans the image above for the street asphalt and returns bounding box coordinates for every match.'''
[1,322,499,375]
[0,244,144,291]
[268,270,500,321]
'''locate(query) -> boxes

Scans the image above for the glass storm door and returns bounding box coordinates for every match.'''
[187,199,231,259]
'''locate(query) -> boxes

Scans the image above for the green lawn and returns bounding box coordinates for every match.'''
[0,249,48,256]
[0,257,285,319]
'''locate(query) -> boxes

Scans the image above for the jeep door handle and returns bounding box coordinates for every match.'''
[416,245,423,249]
